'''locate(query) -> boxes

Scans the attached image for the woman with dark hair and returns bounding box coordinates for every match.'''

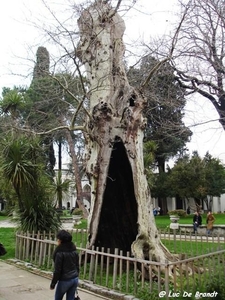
[50,230,79,300]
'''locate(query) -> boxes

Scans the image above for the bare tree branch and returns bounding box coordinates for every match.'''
[50,73,92,120]
[140,4,190,90]
[188,116,225,128]
[13,125,86,136]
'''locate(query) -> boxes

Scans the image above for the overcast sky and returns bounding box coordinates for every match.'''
[0,0,225,163]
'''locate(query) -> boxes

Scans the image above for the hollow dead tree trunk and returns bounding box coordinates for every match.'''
[77,0,170,262]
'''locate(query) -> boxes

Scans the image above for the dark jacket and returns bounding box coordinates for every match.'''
[193,214,202,226]
[50,242,79,288]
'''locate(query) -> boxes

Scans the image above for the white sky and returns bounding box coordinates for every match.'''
[0,0,225,163]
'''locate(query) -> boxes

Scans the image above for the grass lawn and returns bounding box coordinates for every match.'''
[1,214,224,300]
[162,238,225,256]
[74,218,88,229]
[0,227,16,260]
[73,213,225,230]
[0,213,224,260]
[155,213,225,229]
[0,215,8,221]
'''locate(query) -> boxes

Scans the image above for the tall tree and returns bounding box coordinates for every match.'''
[128,55,192,213]
[27,47,88,214]
[129,56,191,171]
[33,46,50,79]
[28,47,57,174]
[168,151,225,210]
[76,0,173,262]
[203,152,225,210]
[0,51,88,215]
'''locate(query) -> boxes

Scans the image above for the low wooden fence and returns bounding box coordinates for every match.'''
[15,230,225,299]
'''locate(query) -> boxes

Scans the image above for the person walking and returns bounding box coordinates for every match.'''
[206,211,215,235]
[193,212,202,234]
[50,230,79,300]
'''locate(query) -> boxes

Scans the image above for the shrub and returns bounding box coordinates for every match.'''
[17,200,61,233]
[168,209,186,217]
[72,208,83,216]
[0,210,8,216]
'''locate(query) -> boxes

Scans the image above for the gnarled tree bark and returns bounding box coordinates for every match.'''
[77,0,171,262]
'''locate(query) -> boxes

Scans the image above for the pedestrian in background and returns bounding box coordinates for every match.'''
[193,212,202,234]
[206,211,215,235]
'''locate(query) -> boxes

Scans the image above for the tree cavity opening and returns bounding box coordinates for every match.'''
[95,136,138,252]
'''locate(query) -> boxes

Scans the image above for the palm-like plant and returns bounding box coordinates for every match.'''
[52,170,71,209]
[1,137,37,211]
[0,135,61,232]
[0,89,25,120]
[19,180,60,232]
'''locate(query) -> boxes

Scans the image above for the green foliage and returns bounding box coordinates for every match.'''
[0,135,40,211]
[0,211,8,217]
[168,209,186,217]
[205,275,225,300]
[204,152,225,197]
[129,55,192,203]
[72,208,83,216]
[0,50,87,215]
[167,152,225,208]
[0,88,26,118]
[128,55,192,171]
[155,213,225,228]
[2,137,38,189]
[0,135,61,232]
[151,172,170,199]
[143,140,157,168]
[18,200,60,232]
[62,210,71,217]
[15,171,61,232]
[73,218,87,229]
[26,73,85,132]
[52,170,71,209]
[161,237,224,256]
